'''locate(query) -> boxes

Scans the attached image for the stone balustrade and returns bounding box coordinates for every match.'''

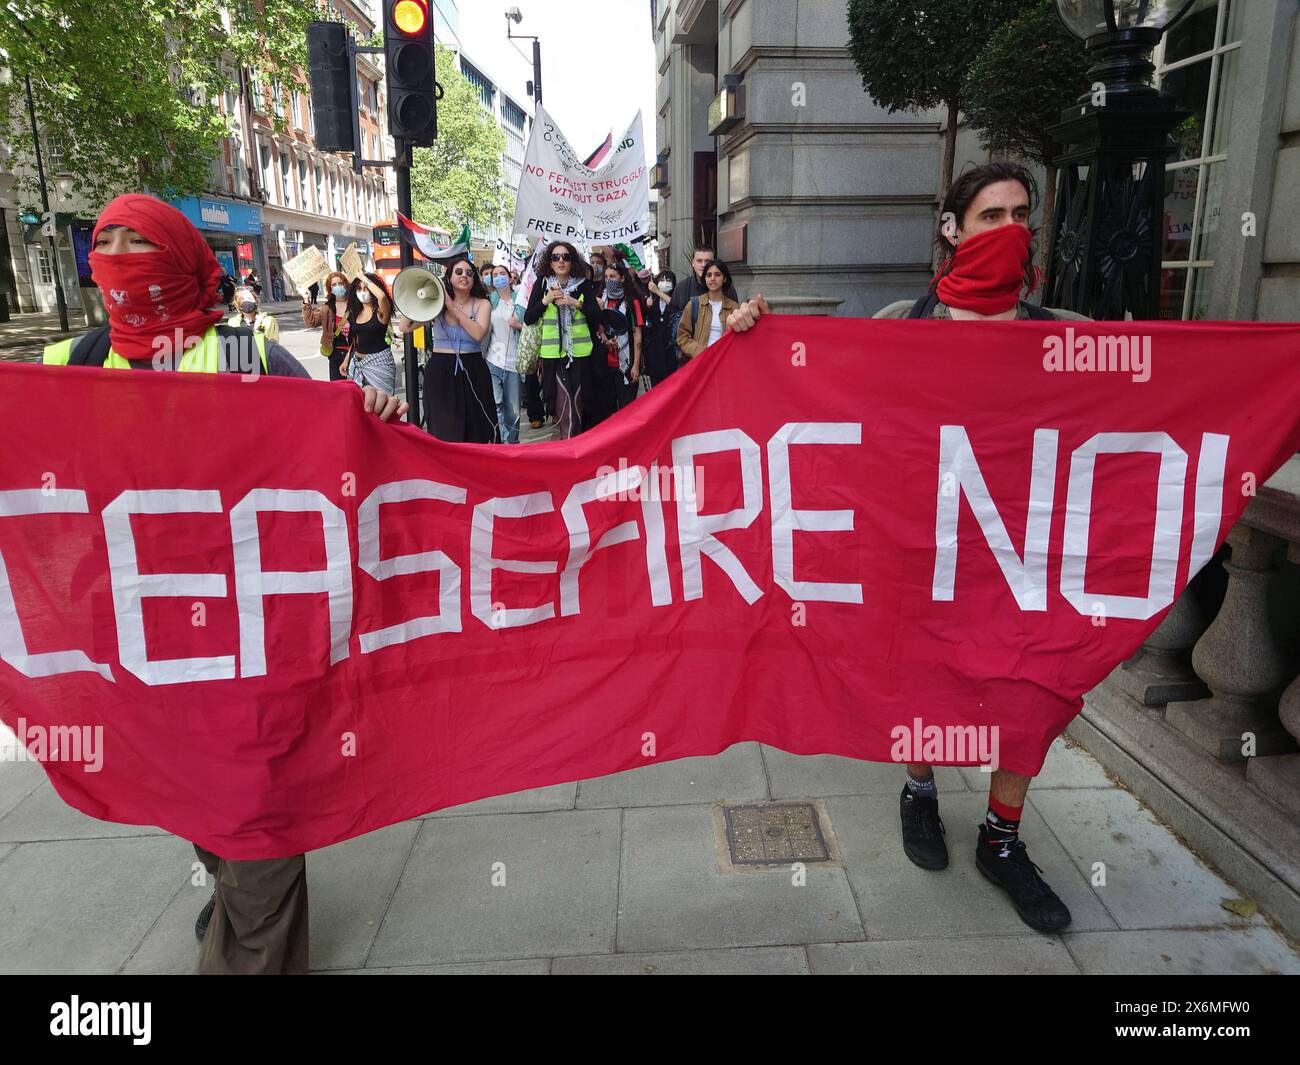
[1073,454,1300,935]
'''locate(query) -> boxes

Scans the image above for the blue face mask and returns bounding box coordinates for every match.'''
[332,284,348,299]
[493,275,510,290]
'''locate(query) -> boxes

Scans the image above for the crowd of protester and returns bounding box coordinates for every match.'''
[241,237,746,446]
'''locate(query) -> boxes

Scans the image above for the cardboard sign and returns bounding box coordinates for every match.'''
[284,246,330,292]
[340,242,365,281]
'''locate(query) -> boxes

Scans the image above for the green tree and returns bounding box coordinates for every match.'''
[0,0,317,205]
[409,45,511,233]
[845,0,1026,200]
[962,0,1091,255]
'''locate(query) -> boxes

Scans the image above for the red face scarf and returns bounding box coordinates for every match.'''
[934,223,1037,316]
[89,194,224,361]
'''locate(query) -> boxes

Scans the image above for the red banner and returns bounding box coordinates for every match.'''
[2,318,1298,859]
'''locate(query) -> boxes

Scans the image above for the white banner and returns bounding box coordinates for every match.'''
[511,107,651,249]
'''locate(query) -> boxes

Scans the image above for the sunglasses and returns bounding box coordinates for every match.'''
[451,268,475,277]
[550,253,573,263]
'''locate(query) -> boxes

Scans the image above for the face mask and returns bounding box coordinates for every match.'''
[934,224,1035,315]
[493,275,510,290]
[332,284,348,299]
[605,282,624,299]
[239,300,256,314]
[358,290,372,304]
[659,281,674,294]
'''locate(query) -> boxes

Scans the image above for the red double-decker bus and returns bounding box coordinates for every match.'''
[372,219,450,290]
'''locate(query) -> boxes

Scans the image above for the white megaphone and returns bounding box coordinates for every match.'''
[392,265,446,323]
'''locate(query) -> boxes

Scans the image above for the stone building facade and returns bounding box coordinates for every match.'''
[652,0,1300,324]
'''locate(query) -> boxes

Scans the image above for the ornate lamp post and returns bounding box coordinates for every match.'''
[1045,0,1195,320]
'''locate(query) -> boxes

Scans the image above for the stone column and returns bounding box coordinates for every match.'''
[1114,585,1210,707]
[1246,540,1300,815]
[1166,524,1292,761]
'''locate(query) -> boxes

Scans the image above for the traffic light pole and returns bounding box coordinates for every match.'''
[24,74,68,334]
[395,138,419,428]
[347,35,419,425]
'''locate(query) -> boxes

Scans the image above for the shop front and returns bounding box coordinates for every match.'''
[169,195,265,288]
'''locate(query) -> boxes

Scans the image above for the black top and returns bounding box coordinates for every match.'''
[351,311,390,354]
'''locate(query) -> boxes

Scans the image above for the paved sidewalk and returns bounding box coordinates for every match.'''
[0,309,91,362]
[0,302,307,362]
[1,729,1296,975]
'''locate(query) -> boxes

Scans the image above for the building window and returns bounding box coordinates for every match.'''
[280,151,292,205]
[1155,0,1243,320]
[44,134,67,173]
[317,165,325,210]
[250,67,263,109]
[292,91,302,128]
[259,143,273,196]
[460,59,495,111]
[501,96,525,133]
[35,246,53,285]
[299,159,310,207]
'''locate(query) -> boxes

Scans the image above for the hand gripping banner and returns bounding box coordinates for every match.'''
[1,318,1298,858]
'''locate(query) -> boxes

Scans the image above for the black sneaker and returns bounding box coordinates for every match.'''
[976,824,1072,933]
[194,892,216,943]
[899,783,948,870]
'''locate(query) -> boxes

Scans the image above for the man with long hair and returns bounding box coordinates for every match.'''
[727,162,1088,935]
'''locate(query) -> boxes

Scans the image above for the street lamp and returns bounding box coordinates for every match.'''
[1056,0,1196,97]
[1043,0,1194,321]
[505,8,542,108]
[22,74,70,332]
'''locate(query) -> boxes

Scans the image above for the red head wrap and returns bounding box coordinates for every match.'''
[89,194,224,361]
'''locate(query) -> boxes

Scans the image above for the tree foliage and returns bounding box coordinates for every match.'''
[409,45,511,233]
[845,0,1029,195]
[961,0,1091,167]
[0,0,317,205]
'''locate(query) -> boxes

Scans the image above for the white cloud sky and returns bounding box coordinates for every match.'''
[446,0,658,160]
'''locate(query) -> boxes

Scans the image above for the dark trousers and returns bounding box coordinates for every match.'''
[524,371,546,422]
[193,844,309,975]
[327,348,346,381]
[541,356,595,439]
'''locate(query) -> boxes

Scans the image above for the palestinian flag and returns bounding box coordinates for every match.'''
[398,214,472,261]
[584,132,612,168]
[614,243,644,270]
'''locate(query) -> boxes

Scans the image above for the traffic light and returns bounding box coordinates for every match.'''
[383,0,437,145]
[307,21,356,153]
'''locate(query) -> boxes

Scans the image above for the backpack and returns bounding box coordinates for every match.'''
[666,295,699,362]
[907,293,1058,320]
[68,323,261,371]
[672,296,702,361]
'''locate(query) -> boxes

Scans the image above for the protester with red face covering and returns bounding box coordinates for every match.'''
[725,162,1088,939]
[42,193,407,975]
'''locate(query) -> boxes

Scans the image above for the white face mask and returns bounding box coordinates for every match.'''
[358,290,372,304]
[659,281,674,294]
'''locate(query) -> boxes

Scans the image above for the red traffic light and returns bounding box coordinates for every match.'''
[391,0,428,36]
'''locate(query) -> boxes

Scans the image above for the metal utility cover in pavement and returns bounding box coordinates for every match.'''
[723,802,830,865]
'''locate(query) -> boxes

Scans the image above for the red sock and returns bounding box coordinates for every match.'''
[985,795,1023,852]
[988,795,1022,822]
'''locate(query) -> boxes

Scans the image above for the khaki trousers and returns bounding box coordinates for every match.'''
[193,844,309,975]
